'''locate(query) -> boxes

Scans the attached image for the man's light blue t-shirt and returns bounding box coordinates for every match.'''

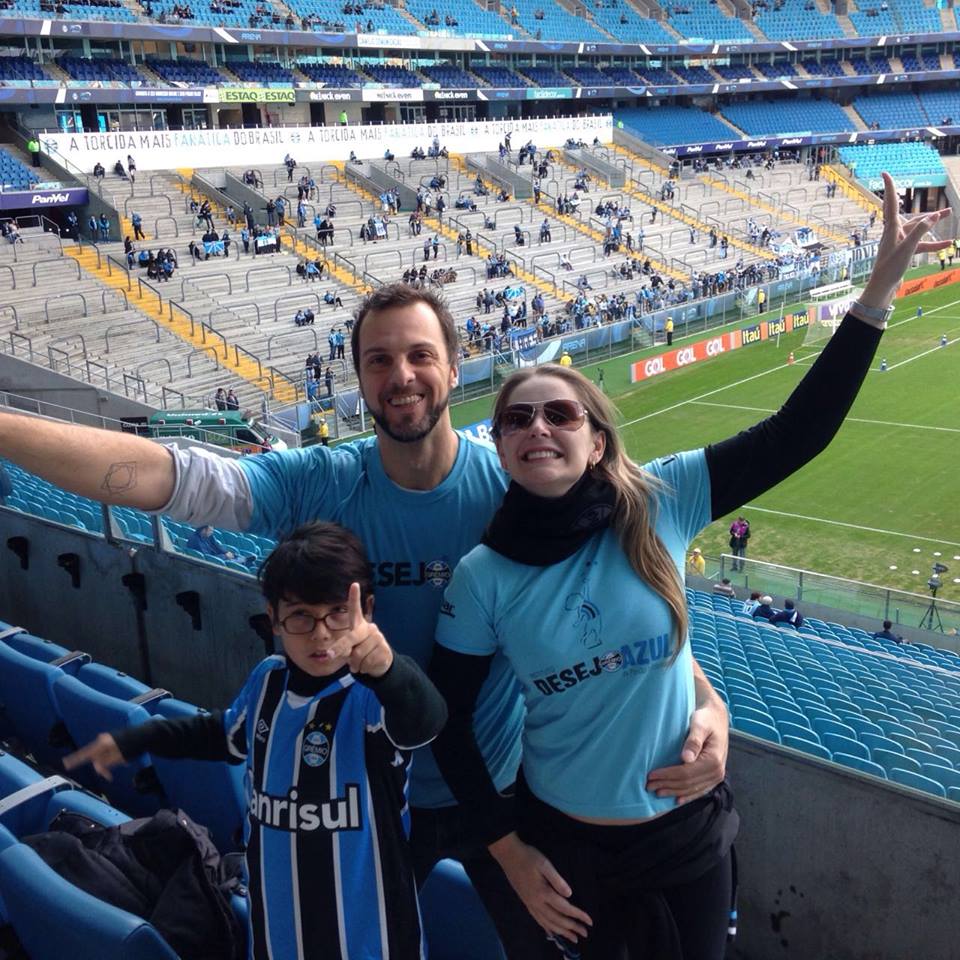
[436,449,711,820]
[236,433,522,809]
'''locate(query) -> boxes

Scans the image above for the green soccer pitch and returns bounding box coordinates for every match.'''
[449,281,960,604]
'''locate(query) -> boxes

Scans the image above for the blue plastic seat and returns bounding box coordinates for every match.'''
[733,717,781,743]
[872,749,921,777]
[811,717,856,741]
[889,733,935,755]
[821,733,870,761]
[75,663,154,701]
[149,698,245,853]
[833,714,884,739]
[832,753,887,780]
[0,843,180,960]
[51,674,163,818]
[777,721,821,743]
[887,768,947,799]
[769,705,811,729]
[0,644,83,765]
[948,787,960,804]
[420,860,507,960]
[904,747,954,771]
[920,765,960,792]
[859,733,903,756]
[781,735,831,761]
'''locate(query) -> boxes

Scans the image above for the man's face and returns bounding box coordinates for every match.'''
[356,302,458,444]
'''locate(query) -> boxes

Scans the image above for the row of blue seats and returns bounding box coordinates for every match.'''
[0,619,505,959]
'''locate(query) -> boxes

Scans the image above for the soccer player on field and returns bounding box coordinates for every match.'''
[66,521,447,960]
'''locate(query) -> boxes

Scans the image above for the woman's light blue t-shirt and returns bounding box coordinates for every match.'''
[436,449,711,820]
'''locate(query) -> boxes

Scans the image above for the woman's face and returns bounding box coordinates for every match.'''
[495,374,605,499]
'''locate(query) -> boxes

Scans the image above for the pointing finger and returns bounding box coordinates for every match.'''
[347,581,364,630]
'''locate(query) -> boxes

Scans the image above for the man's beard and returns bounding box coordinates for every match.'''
[367,392,449,443]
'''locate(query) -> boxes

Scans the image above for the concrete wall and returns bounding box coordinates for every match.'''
[0,353,155,422]
[728,734,960,960]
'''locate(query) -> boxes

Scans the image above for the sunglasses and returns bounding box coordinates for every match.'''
[492,398,587,438]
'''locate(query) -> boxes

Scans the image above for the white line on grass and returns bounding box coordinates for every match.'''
[887,336,960,370]
[740,505,960,548]
[691,401,960,434]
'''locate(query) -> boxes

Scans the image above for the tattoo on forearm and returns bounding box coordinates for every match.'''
[101,461,138,495]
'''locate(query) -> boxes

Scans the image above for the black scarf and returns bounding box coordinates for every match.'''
[285,656,349,697]
[482,471,617,566]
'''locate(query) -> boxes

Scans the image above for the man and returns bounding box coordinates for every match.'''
[872,619,902,644]
[665,315,674,346]
[131,212,145,241]
[0,283,728,957]
[770,599,803,629]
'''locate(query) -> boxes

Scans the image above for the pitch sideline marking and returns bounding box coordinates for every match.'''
[739,505,960,548]
[691,400,960,434]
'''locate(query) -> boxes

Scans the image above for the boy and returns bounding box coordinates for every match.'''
[65,521,447,960]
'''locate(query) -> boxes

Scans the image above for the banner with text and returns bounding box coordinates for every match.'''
[220,87,295,104]
[41,115,612,173]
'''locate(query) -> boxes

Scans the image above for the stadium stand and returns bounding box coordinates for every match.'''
[0,55,48,83]
[57,56,142,83]
[589,4,677,43]
[755,60,799,78]
[848,55,893,75]
[471,64,528,86]
[364,63,424,86]
[7,0,136,20]
[689,588,960,801]
[0,146,38,191]
[671,65,716,84]
[404,0,514,36]
[848,0,941,36]
[225,60,297,84]
[852,91,926,129]
[755,0,844,39]
[145,58,225,86]
[720,98,855,135]
[420,63,482,88]
[837,142,947,183]
[616,106,736,144]
[507,0,608,41]
[295,62,367,86]
[799,57,844,77]
[517,65,571,87]
[666,0,754,41]
[918,89,960,126]
[713,63,758,81]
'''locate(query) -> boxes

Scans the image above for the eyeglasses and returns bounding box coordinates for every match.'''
[278,607,352,635]
[492,399,587,438]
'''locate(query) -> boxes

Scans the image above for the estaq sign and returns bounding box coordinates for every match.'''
[221,87,295,104]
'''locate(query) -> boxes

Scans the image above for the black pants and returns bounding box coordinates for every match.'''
[411,797,544,959]
[518,781,737,960]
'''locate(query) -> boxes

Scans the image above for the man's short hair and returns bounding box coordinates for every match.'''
[351,282,459,375]
[259,521,373,613]
[883,619,893,630]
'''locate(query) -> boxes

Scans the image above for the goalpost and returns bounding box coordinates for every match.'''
[802,284,862,348]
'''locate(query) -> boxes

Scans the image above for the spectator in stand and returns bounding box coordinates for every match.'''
[131,212,145,241]
[769,599,803,629]
[752,595,775,620]
[215,387,227,411]
[688,546,706,576]
[713,578,736,598]
[0,461,12,505]
[185,524,238,561]
[872,619,902,643]
[743,591,761,616]
[226,389,240,411]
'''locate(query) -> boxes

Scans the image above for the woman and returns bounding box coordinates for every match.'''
[429,173,949,959]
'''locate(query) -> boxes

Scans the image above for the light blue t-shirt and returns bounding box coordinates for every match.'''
[237,433,522,809]
[436,449,712,820]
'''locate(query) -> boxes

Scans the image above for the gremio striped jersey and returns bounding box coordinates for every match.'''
[224,655,426,960]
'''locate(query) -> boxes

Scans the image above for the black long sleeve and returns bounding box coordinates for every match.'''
[355,653,448,749]
[706,313,882,520]
[428,645,515,845]
[111,710,239,764]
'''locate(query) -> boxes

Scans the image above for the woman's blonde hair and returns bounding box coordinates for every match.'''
[492,364,688,655]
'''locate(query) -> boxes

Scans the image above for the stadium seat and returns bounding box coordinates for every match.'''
[75,662,156,701]
[948,787,960,804]
[920,765,960,793]
[0,644,86,765]
[732,704,774,728]
[420,859,506,960]
[811,717,856,741]
[51,674,164,818]
[2,632,73,663]
[149,698,246,853]
[777,721,820,743]
[781,735,831,761]
[859,733,904,756]
[734,718,781,743]
[886,768,948,799]
[872,750,921,777]
[905,748,954,771]
[821,733,870,761]
[832,753,887,780]
[0,842,179,960]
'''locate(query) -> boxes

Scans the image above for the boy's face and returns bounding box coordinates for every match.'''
[269,594,373,678]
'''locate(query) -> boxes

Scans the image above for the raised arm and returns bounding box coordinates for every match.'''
[0,411,175,509]
[707,172,951,520]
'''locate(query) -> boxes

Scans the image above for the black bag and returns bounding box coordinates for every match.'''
[24,808,244,960]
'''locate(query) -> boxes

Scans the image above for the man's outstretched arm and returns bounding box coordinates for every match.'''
[0,411,175,509]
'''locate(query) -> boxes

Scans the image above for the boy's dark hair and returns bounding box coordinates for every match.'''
[350,282,459,375]
[259,522,372,612]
